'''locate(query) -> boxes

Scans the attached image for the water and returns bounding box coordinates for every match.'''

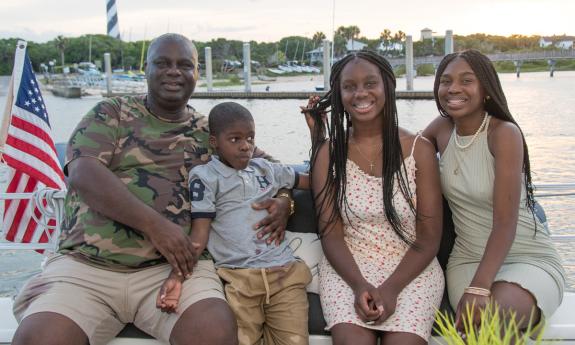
[1,71,574,297]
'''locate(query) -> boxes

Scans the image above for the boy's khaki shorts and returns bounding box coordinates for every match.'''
[218,260,312,345]
[13,254,224,345]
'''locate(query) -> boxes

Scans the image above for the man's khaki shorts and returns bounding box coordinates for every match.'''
[13,254,225,345]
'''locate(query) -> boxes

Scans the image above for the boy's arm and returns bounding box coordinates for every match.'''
[156,218,212,313]
[156,271,184,313]
[189,218,212,260]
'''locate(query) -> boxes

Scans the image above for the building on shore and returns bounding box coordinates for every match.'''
[539,36,575,49]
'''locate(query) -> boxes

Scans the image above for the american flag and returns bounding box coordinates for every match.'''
[0,41,65,247]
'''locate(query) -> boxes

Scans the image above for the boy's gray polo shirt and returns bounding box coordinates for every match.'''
[189,156,299,268]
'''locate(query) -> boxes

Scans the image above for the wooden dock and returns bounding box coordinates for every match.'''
[102,90,434,100]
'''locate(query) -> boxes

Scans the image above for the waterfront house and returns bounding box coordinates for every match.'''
[377,41,404,56]
[420,28,433,41]
[345,39,368,52]
[306,47,324,65]
[539,36,575,49]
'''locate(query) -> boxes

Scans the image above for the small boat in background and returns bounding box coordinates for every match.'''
[50,85,81,98]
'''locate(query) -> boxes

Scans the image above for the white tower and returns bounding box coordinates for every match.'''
[106,0,121,39]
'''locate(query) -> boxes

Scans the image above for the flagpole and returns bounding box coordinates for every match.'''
[0,75,14,157]
[0,41,27,159]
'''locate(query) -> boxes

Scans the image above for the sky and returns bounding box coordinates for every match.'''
[0,0,573,43]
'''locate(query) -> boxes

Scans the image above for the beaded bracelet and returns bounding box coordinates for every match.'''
[463,286,491,297]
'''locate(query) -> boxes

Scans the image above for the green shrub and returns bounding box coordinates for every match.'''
[434,303,544,345]
[417,64,435,76]
[229,74,241,84]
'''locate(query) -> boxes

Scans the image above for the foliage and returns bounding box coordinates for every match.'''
[393,64,406,77]
[493,59,575,73]
[312,31,326,46]
[0,31,573,75]
[434,303,545,345]
[416,63,435,76]
[454,34,541,53]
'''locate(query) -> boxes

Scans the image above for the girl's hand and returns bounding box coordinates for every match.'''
[300,95,326,142]
[454,292,491,331]
[370,282,400,325]
[353,282,383,323]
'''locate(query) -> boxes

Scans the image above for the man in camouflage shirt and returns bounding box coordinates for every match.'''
[12,33,292,345]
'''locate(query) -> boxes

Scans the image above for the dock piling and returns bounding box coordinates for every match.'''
[405,36,414,91]
[323,39,331,91]
[548,59,556,77]
[514,60,523,77]
[104,53,112,96]
[205,47,213,91]
[445,30,454,55]
[243,42,252,93]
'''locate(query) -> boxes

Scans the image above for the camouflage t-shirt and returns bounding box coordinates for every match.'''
[59,95,212,271]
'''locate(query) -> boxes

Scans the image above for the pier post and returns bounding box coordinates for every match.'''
[323,39,331,91]
[243,42,252,93]
[405,35,414,91]
[548,59,556,77]
[445,30,454,55]
[205,47,213,91]
[104,53,112,96]
[513,60,523,78]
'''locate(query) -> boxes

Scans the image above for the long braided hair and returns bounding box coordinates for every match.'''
[433,49,536,220]
[309,50,416,244]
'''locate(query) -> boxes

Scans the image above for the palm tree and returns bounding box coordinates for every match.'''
[348,25,361,42]
[54,35,68,67]
[380,28,392,52]
[312,31,326,47]
[393,30,407,43]
[336,26,361,51]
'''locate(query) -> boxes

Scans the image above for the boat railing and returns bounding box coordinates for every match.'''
[535,183,575,242]
[1,183,575,251]
[0,189,66,251]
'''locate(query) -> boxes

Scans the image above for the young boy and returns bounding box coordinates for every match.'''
[157,101,312,345]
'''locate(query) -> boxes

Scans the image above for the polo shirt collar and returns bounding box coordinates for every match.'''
[211,155,255,177]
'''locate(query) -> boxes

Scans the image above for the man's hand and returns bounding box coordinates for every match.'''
[252,195,291,246]
[67,157,197,278]
[156,270,184,313]
[148,223,197,278]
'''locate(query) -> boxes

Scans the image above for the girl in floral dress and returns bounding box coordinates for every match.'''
[303,50,444,345]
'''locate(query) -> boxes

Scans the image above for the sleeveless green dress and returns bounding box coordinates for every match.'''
[440,117,565,319]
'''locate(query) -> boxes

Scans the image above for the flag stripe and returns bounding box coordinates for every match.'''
[3,152,63,189]
[6,122,62,176]
[4,176,37,242]
[5,135,64,184]
[3,171,29,240]
[9,114,57,151]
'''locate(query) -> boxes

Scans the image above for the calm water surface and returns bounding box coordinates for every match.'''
[1,71,574,297]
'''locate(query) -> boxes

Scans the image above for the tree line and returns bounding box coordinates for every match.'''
[0,27,565,75]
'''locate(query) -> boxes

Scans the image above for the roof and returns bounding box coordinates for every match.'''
[345,39,368,51]
[540,36,575,42]
[306,47,324,54]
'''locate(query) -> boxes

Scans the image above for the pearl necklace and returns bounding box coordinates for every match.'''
[454,114,490,150]
[350,136,382,175]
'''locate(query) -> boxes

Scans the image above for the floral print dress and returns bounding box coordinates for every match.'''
[319,137,444,340]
